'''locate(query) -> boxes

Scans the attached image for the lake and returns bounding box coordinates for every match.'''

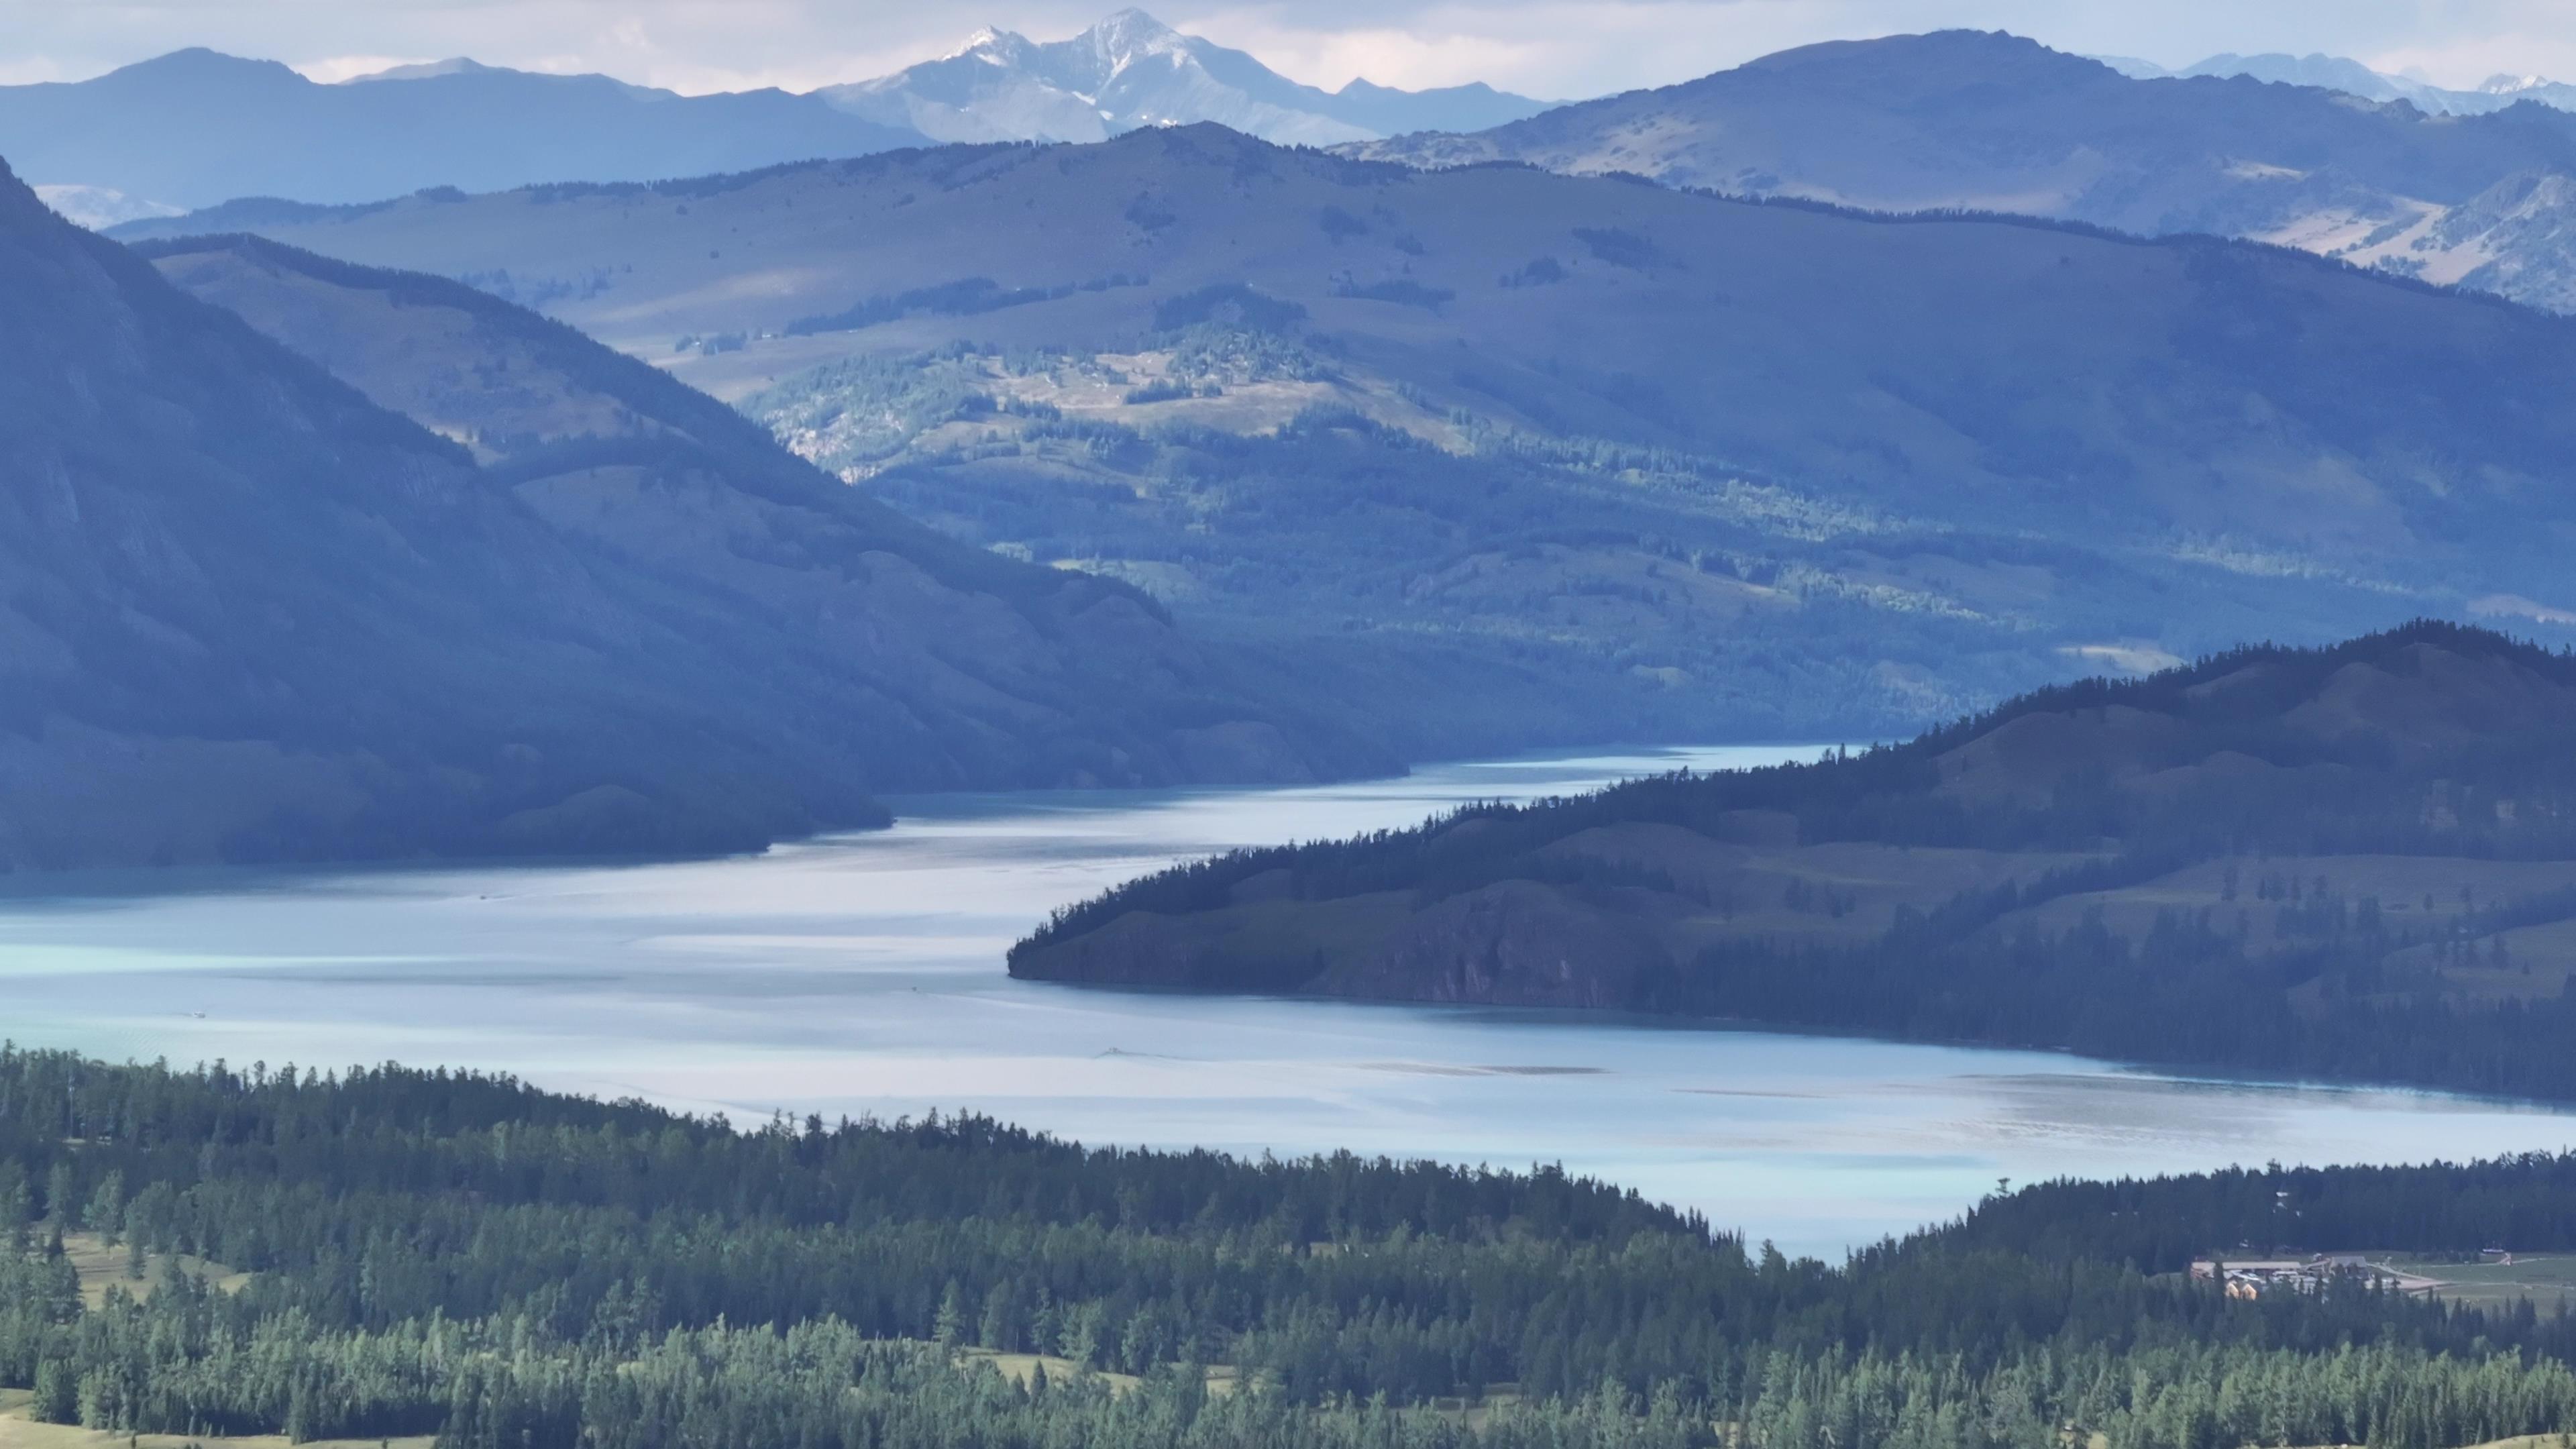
[3,743,2570,1260]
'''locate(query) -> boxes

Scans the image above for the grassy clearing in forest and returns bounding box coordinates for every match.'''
[2390,1255,2576,1313]
[957,1348,1246,1398]
[0,1403,431,1449]
[53,1234,247,1310]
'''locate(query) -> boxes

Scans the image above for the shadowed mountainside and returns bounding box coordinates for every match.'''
[1012,622,2576,1102]
[1348,30,2576,314]
[0,174,1381,870]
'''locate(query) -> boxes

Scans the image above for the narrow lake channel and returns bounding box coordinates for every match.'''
[3,743,2569,1259]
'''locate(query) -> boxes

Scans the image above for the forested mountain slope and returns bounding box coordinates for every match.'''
[1350,30,2576,314]
[4,1048,2576,1449]
[107,126,2576,743]
[0,48,924,211]
[1015,623,2576,1102]
[0,170,1374,870]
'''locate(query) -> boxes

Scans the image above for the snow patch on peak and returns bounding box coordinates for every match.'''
[1090,9,1179,46]
[818,8,1544,148]
[34,184,184,229]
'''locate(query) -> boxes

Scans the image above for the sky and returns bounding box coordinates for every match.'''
[3,0,2573,98]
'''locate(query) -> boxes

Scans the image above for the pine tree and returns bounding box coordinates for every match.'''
[933,1281,966,1349]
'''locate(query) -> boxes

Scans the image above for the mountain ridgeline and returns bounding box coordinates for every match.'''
[0,164,1384,870]
[107,124,2576,745]
[1014,623,2576,1102]
[818,9,1546,148]
[0,49,927,211]
[1349,30,2576,314]
[0,10,1540,217]
[2112,50,2576,117]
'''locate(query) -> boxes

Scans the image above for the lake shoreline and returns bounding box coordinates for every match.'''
[4,740,2570,1260]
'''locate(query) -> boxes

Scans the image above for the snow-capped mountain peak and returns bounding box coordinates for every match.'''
[1088,8,1185,60]
[814,9,1547,148]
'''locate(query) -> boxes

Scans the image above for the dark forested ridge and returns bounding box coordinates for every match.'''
[1015,623,2576,1102]
[5,1047,2576,1449]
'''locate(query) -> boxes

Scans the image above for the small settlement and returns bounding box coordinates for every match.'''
[2188,1255,2408,1300]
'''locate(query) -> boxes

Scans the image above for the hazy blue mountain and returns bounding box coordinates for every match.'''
[0,48,926,210]
[1326,77,1550,137]
[817,9,1548,146]
[2086,55,2176,79]
[112,125,2576,746]
[1348,30,2576,314]
[2171,52,2576,116]
[0,152,1385,869]
[2480,72,2576,110]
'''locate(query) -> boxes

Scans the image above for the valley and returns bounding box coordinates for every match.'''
[9,13,2576,1449]
[10,741,2575,1263]
[107,125,2576,750]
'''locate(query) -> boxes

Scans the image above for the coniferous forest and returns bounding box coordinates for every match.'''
[3,1048,2576,1449]
[1010,625,2576,1105]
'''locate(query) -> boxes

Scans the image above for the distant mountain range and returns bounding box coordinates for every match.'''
[0,9,1544,216]
[1348,30,2576,315]
[109,125,2576,746]
[0,48,925,211]
[2098,50,2576,116]
[0,150,1385,869]
[816,9,1546,147]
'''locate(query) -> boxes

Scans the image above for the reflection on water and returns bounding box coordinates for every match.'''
[1,742,2571,1260]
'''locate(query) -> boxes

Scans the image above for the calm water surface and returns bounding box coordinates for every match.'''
[3,743,2570,1259]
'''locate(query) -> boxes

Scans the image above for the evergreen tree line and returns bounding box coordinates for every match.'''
[1933,1154,2576,1272]
[5,1049,2576,1449]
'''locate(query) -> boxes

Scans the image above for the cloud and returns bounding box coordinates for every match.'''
[0,0,2567,98]
[292,54,438,83]
[0,56,76,85]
